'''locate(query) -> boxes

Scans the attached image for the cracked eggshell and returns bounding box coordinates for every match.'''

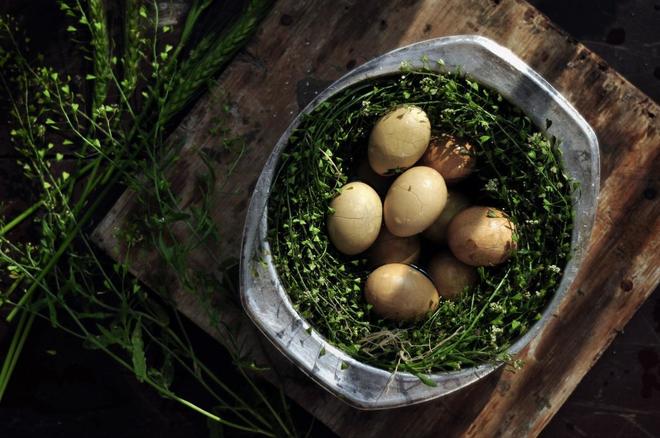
[420,133,476,184]
[383,166,447,237]
[422,191,471,243]
[448,206,517,266]
[364,263,439,322]
[327,182,382,255]
[368,106,431,176]
[428,252,478,299]
[368,227,421,268]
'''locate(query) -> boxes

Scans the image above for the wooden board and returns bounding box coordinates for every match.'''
[93,0,660,436]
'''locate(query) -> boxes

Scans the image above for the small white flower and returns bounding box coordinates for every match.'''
[484,178,498,192]
[489,326,503,346]
[489,302,504,313]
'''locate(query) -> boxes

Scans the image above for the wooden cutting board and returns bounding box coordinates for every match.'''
[93,0,660,436]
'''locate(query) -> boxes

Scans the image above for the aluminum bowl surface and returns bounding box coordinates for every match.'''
[239,35,600,409]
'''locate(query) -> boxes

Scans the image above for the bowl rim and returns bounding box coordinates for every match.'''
[239,34,600,409]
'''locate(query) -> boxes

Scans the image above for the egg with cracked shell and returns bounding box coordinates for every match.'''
[383,166,447,237]
[423,190,471,243]
[368,106,431,176]
[327,182,382,255]
[368,227,421,268]
[420,133,476,185]
[448,206,517,266]
[364,263,439,322]
[428,251,478,299]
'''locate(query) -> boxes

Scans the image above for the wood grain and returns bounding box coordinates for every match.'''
[93,0,660,436]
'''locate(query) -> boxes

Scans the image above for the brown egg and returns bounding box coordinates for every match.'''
[422,191,470,243]
[428,252,478,299]
[420,133,476,184]
[368,106,431,176]
[368,228,421,268]
[447,206,517,266]
[384,166,447,237]
[356,160,392,197]
[364,263,439,322]
[327,182,382,255]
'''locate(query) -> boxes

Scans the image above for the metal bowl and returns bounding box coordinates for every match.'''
[239,35,600,409]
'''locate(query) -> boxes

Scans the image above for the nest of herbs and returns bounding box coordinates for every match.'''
[268,63,576,377]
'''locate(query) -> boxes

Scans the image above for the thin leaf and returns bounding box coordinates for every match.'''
[131,318,147,382]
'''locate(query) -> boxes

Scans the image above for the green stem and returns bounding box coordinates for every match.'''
[0,308,35,401]
[6,164,121,323]
[0,200,43,236]
[140,324,269,432]
[239,366,295,437]
[54,299,275,437]
[170,394,275,437]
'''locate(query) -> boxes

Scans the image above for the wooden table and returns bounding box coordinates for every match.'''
[93,0,660,436]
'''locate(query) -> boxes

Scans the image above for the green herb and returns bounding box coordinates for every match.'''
[268,65,574,375]
[0,1,300,436]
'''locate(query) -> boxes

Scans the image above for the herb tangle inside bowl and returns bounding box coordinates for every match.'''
[240,36,599,409]
[267,63,574,375]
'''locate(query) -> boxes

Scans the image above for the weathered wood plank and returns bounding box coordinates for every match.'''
[93,0,660,436]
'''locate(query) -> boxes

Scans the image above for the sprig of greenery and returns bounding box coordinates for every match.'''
[120,0,144,96]
[0,1,300,436]
[159,0,271,124]
[268,64,575,375]
[87,0,112,110]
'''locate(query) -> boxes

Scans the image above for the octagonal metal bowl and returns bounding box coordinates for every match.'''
[239,35,600,409]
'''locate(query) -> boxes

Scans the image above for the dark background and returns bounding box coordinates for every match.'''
[0,1,658,437]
